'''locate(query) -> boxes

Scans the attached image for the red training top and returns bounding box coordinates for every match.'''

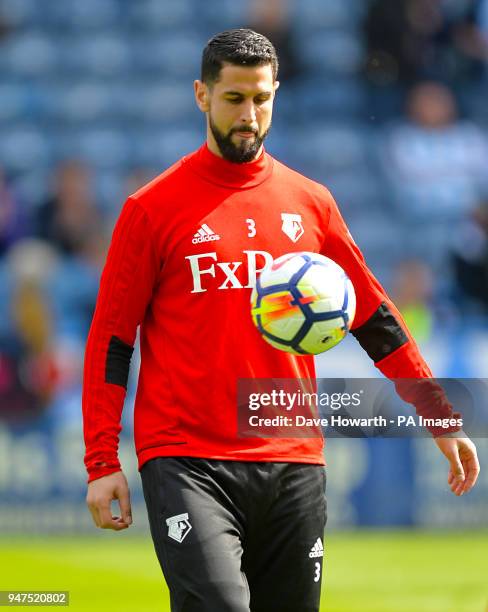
[82,144,459,483]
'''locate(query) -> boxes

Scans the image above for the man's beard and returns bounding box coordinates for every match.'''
[209,115,270,164]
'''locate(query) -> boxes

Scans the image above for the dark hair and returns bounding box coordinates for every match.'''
[201,29,279,85]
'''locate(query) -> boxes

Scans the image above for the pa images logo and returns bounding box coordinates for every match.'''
[166,513,192,543]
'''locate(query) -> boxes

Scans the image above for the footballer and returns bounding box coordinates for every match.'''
[83,29,480,612]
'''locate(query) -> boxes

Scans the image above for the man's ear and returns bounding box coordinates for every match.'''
[274,80,280,94]
[194,80,210,112]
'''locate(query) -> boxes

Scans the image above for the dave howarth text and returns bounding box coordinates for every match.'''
[247,415,386,428]
[248,390,362,411]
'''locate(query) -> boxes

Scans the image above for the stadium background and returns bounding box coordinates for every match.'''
[0,0,487,610]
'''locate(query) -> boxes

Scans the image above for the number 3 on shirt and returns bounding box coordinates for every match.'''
[246,218,256,238]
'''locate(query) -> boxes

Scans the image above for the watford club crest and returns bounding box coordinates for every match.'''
[281,213,304,242]
[166,513,192,543]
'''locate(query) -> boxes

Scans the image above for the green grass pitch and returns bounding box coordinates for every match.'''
[1,531,487,611]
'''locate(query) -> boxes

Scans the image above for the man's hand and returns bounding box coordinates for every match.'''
[86,471,132,530]
[434,433,480,496]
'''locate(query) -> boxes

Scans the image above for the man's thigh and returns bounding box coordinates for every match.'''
[141,457,250,612]
[244,463,327,612]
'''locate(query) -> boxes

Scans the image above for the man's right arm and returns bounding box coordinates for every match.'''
[82,197,159,484]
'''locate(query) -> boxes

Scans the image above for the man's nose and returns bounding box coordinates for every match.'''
[239,100,257,124]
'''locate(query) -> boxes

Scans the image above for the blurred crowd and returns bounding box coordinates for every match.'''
[0,161,142,422]
[364,0,488,86]
[1,0,488,420]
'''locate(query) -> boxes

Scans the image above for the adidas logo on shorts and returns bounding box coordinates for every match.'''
[192,224,221,244]
[309,537,324,558]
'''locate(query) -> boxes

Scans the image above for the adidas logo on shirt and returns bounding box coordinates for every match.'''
[192,224,221,244]
[309,538,324,558]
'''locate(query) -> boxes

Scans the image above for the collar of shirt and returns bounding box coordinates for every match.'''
[185,142,274,189]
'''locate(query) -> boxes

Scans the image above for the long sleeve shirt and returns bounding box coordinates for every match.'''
[82,144,460,483]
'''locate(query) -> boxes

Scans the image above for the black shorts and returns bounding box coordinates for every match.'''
[141,457,327,612]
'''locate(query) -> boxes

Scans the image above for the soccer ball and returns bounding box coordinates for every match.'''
[250,252,356,355]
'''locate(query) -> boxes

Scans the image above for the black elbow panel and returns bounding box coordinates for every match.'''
[105,335,134,388]
[350,302,408,363]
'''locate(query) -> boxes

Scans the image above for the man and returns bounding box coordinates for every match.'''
[83,29,480,612]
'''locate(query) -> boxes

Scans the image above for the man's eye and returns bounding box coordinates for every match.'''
[227,98,242,104]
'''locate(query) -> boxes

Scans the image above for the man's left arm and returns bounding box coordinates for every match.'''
[321,190,480,495]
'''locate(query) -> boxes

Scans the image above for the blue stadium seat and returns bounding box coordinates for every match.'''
[0,0,41,27]
[300,30,364,76]
[391,180,477,223]
[291,0,363,30]
[55,81,114,122]
[293,77,367,120]
[14,169,51,209]
[198,0,249,28]
[326,170,386,215]
[46,258,100,339]
[269,83,297,122]
[345,212,406,263]
[0,127,51,172]
[396,219,455,273]
[132,34,203,77]
[0,83,31,123]
[26,80,65,122]
[60,35,131,77]
[132,127,204,168]
[44,0,120,29]
[129,82,200,124]
[293,123,368,173]
[263,131,290,165]
[127,0,193,29]
[4,32,57,76]
[67,129,130,169]
[95,170,126,212]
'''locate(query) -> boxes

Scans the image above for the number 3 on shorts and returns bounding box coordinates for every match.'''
[314,561,321,583]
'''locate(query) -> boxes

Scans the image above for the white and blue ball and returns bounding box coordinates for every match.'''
[250,252,356,355]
